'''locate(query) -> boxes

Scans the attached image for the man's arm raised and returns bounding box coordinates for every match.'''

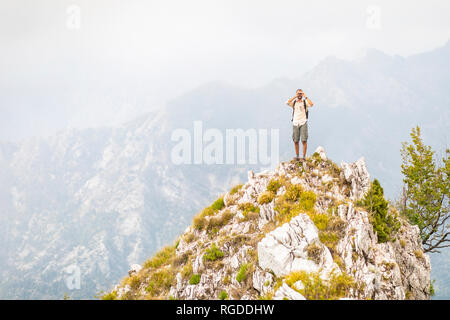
[286,96,296,108]
[304,95,314,107]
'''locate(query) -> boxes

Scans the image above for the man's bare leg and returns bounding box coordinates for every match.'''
[302,141,307,159]
[294,142,300,158]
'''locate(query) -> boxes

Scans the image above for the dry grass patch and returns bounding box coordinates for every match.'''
[193,196,226,231]
[284,270,363,300]
[143,245,176,269]
[145,267,177,298]
[305,242,322,264]
[181,260,193,280]
[414,249,424,260]
[267,179,282,193]
[308,212,345,256]
[207,209,234,234]
[230,184,243,195]
[238,202,260,221]
[274,184,317,225]
[258,191,275,205]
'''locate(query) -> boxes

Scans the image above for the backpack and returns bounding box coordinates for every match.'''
[291,98,309,122]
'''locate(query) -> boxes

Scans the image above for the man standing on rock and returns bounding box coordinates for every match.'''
[285,89,314,161]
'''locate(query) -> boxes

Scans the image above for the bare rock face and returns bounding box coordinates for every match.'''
[112,147,431,300]
[335,203,430,299]
[257,214,338,278]
[341,157,371,201]
[252,269,274,296]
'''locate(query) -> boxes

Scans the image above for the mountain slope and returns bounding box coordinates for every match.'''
[106,148,431,300]
[0,110,250,299]
[1,42,448,299]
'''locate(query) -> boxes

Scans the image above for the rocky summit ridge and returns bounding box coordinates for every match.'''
[104,147,431,300]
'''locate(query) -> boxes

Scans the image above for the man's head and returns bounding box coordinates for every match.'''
[296,89,304,99]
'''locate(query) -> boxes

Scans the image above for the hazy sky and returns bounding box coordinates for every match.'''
[1,0,449,141]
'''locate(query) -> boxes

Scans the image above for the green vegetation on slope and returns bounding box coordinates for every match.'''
[358,179,400,243]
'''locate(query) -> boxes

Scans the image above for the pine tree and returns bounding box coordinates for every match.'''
[359,179,400,243]
[400,126,449,253]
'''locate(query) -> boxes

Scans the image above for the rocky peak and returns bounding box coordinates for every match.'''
[106,147,431,300]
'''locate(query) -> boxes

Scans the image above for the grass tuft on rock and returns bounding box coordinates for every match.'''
[307,211,345,256]
[193,196,227,230]
[274,184,317,225]
[258,191,275,205]
[267,179,282,194]
[230,184,243,195]
[143,245,176,269]
[189,274,201,285]
[145,268,177,298]
[203,243,224,262]
[218,290,228,300]
[284,270,362,300]
[238,202,260,221]
[236,263,250,283]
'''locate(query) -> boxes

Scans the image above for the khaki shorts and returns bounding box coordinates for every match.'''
[292,123,308,143]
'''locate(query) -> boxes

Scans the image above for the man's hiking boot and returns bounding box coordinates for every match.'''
[293,156,300,161]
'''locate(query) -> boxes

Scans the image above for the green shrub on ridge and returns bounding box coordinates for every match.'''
[203,243,224,261]
[358,179,400,243]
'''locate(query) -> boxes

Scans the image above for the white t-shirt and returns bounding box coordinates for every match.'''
[286,98,311,126]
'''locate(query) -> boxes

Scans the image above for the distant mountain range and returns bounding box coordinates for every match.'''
[0,41,448,299]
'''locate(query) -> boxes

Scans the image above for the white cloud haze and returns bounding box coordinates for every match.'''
[1,0,449,141]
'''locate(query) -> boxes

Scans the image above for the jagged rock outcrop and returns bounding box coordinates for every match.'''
[257,214,338,277]
[107,147,431,300]
[341,157,371,201]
